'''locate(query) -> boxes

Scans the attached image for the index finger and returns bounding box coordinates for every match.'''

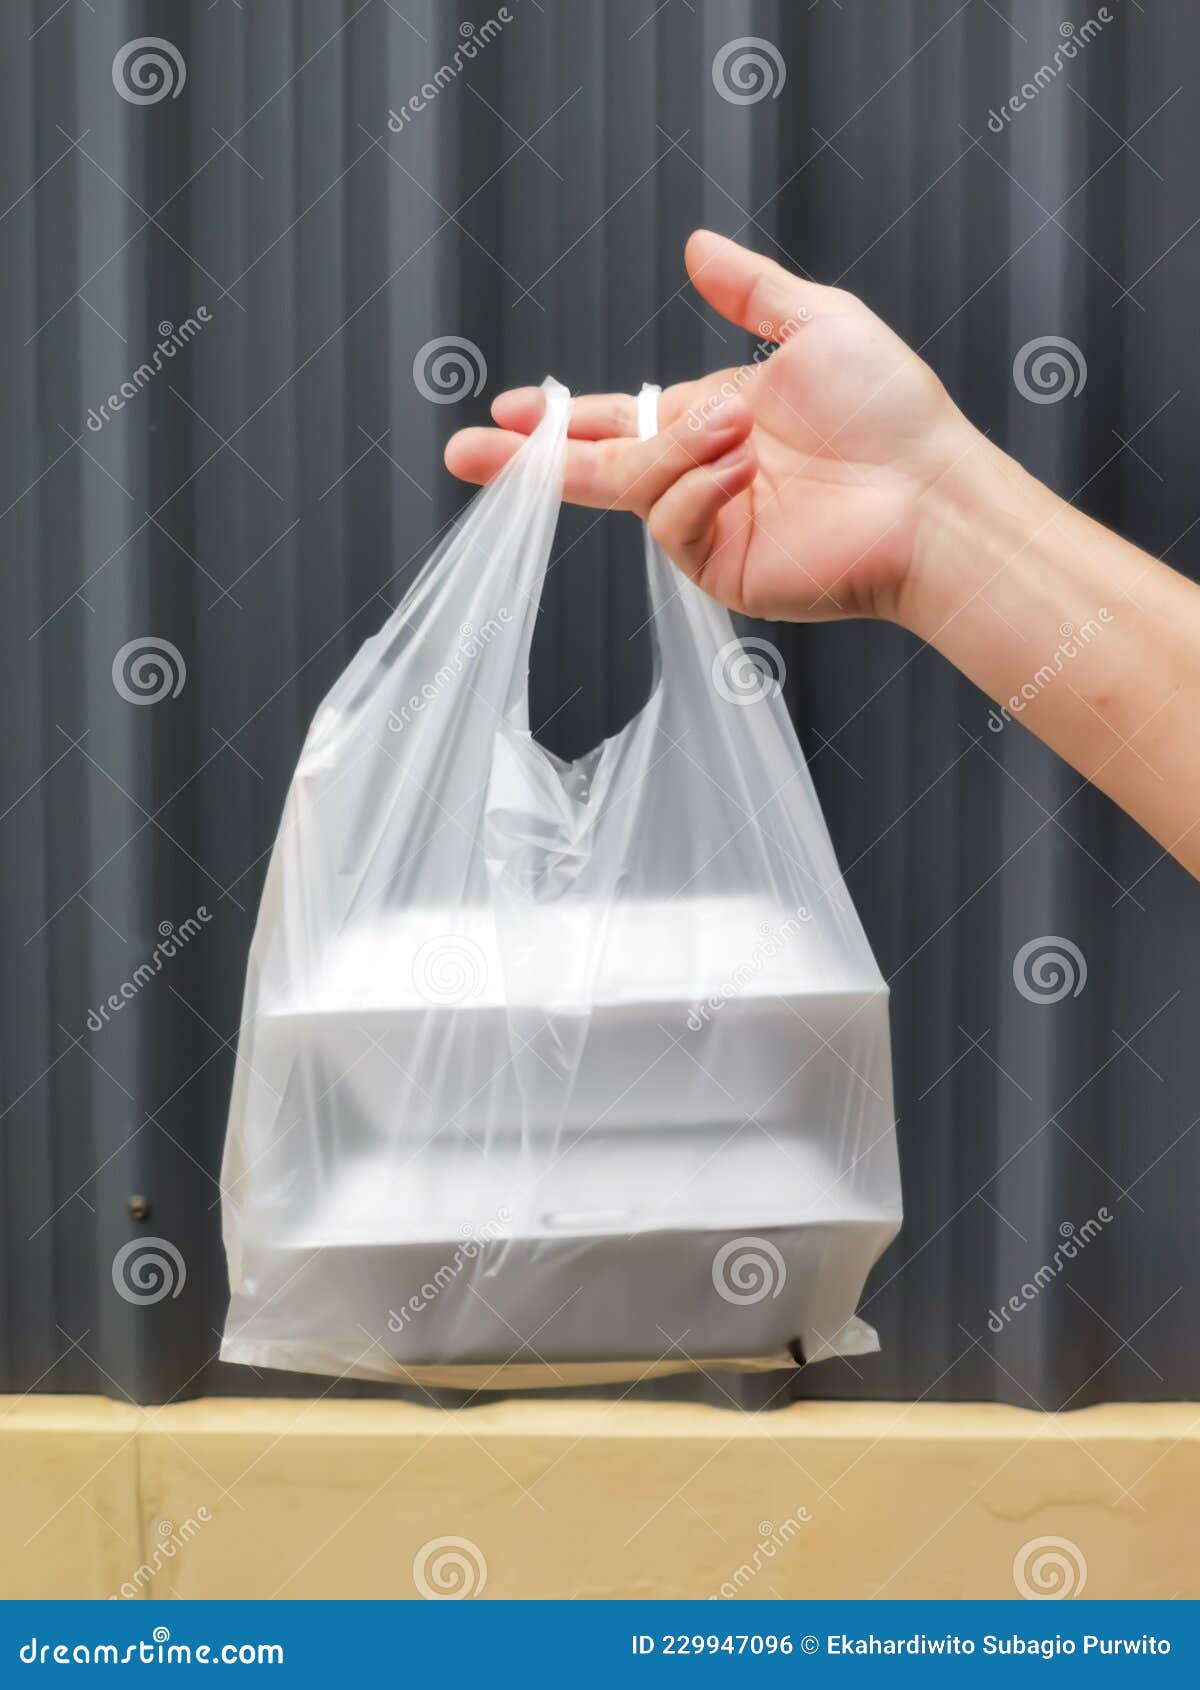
[444,390,755,515]
[487,371,751,440]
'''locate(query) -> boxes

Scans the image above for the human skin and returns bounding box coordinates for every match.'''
[446,230,1200,879]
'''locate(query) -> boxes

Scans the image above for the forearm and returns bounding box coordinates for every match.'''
[899,428,1200,877]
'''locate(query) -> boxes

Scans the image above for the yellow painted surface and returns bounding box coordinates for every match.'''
[0,1397,142,1600]
[1,1397,1196,1600]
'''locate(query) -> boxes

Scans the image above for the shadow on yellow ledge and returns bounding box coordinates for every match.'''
[1,1397,1195,1600]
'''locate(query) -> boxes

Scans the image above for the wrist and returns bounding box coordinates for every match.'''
[891,422,1061,642]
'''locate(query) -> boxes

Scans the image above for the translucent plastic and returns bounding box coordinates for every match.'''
[220,378,901,1388]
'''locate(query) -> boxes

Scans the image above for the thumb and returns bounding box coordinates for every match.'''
[685,229,832,342]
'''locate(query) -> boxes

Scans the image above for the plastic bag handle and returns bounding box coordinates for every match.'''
[632,381,745,689]
[635,381,694,624]
[637,382,662,443]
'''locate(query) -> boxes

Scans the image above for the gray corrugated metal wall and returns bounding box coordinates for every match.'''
[1,0,1198,1408]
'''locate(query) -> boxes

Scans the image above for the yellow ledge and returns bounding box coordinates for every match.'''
[1,1397,1196,1600]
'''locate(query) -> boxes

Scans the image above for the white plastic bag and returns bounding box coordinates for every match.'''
[220,378,901,1388]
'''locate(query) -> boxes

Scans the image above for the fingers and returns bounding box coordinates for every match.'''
[491,388,639,440]
[685,228,834,341]
[588,394,754,516]
[445,392,755,516]
[646,441,756,586]
[442,426,524,486]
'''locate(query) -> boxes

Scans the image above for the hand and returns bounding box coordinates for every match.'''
[445,230,977,625]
